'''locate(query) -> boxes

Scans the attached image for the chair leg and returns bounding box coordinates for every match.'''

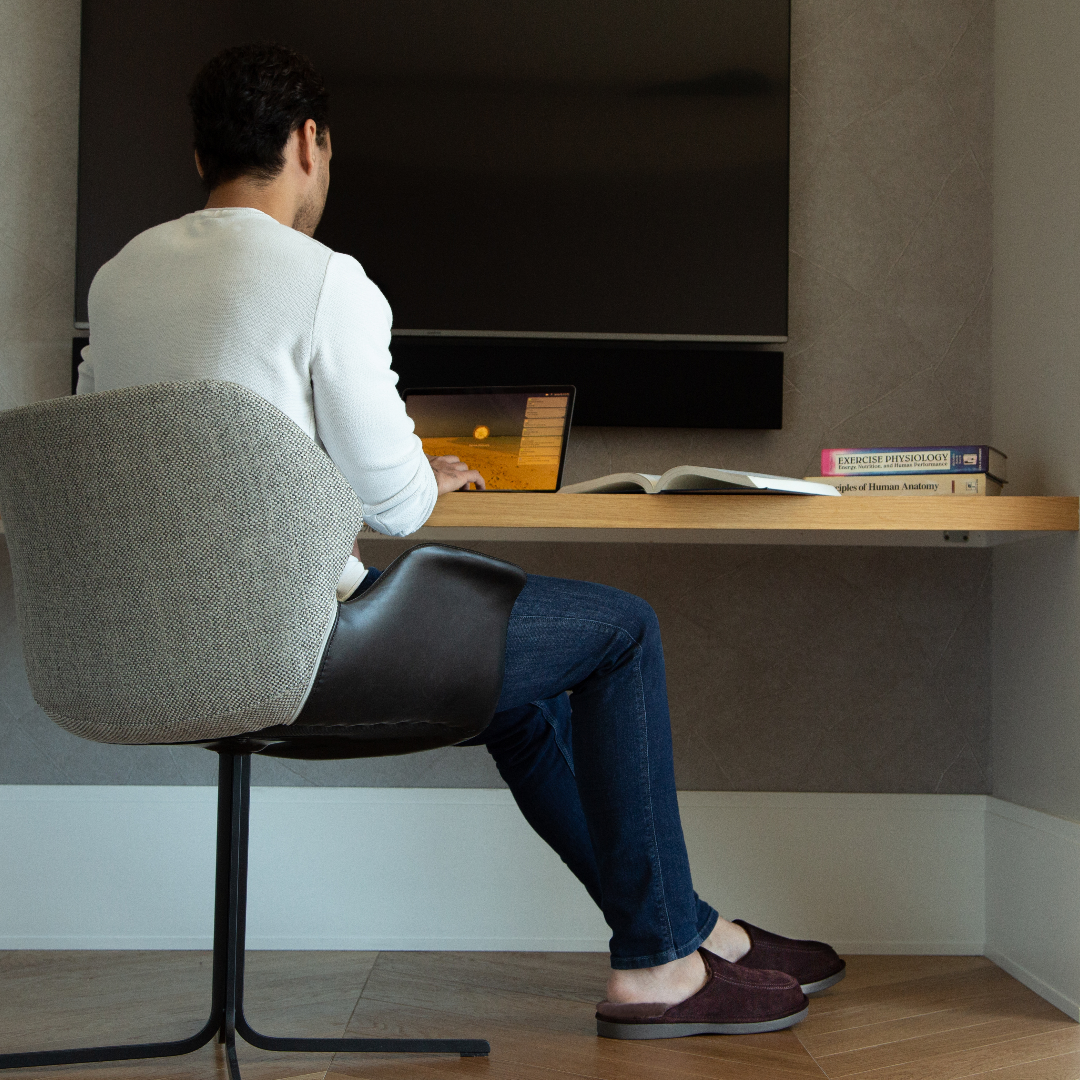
[0,1009,222,1071]
[220,750,248,1080]
[0,751,489,1074]
[0,757,242,1071]
[225,750,490,1059]
[1,749,488,1073]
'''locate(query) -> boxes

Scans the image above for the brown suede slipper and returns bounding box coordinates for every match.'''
[596,948,808,1040]
[733,919,846,994]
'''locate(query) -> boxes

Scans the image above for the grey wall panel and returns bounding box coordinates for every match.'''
[0,0,79,412]
[992,1,1080,821]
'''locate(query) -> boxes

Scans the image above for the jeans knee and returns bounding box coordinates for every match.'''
[611,588,660,646]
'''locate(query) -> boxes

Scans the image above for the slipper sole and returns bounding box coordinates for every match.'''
[596,1004,809,1040]
[802,967,846,995]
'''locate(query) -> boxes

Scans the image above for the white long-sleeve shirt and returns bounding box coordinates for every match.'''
[78,208,437,574]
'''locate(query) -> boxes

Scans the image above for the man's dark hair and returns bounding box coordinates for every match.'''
[188,43,329,191]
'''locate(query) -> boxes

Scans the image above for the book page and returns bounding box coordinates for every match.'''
[659,466,840,496]
[559,472,661,494]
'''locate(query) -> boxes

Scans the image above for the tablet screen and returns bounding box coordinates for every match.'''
[404,386,574,491]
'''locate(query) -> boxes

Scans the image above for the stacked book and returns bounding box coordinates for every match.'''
[806,446,1007,496]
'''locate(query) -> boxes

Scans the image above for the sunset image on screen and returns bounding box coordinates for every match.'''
[406,392,569,490]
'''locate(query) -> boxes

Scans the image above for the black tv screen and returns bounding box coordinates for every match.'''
[75,0,790,341]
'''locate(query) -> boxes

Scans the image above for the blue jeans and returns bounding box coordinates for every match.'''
[358,567,718,969]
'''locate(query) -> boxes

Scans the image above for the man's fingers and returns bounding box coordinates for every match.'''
[447,469,485,491]
[429,454,487,494]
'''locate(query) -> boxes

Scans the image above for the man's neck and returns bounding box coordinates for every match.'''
[204,180,298,231]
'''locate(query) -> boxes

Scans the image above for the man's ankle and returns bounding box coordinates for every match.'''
[702,917,752,962]
[605,949,707,1006]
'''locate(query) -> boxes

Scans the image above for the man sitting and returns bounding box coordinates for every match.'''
[78,43,843,1039]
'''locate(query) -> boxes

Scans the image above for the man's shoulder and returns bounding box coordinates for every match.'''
[110,209,333,266]
[318,250,391,325]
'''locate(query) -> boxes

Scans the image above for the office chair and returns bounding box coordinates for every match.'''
[0,380,526,1078]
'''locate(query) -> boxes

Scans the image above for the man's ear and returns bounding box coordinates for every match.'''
[295,119,318,175]
[194,150,204,179]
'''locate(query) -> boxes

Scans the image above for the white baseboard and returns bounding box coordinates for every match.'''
[985,949,1080,1022]
[0,786,987,954]
[986,797,1080,1021]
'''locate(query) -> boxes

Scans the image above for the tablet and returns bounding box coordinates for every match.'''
[403,385,575,491]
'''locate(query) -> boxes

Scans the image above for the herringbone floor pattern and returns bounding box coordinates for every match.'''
[1,952,1077,1079]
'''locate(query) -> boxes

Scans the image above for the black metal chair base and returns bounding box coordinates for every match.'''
[0,752,489,1076]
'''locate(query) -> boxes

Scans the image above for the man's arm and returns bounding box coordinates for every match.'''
[309,253,479,535]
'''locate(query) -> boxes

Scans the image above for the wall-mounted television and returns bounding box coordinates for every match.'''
[75,0,790,425]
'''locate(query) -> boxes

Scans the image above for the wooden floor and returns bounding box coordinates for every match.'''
[1,952,1078,1079]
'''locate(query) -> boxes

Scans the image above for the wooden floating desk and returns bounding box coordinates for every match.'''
[378,493,1080,548]
[1,496,1072,548]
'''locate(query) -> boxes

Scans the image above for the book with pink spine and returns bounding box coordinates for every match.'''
[821,445,1006,482]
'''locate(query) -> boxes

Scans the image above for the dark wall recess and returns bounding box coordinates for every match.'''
[73,336,782,427]
[391,339,783,429]
[72,338,88,394]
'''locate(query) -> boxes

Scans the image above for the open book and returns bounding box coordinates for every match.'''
[559,466,841,496]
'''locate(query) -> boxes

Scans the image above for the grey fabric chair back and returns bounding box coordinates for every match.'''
[0,380,365,744]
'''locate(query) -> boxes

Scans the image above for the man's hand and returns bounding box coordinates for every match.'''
[429,454,486,495]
